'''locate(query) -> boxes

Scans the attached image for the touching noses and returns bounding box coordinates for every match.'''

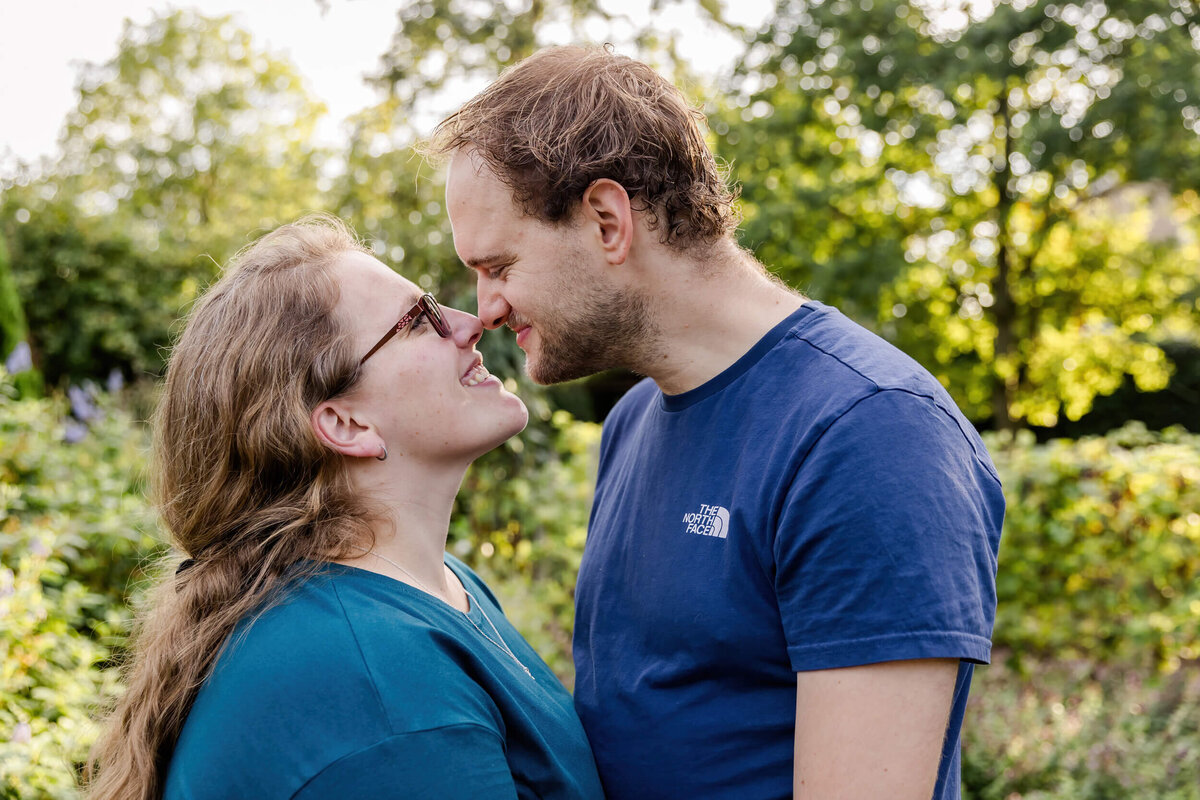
[476,275,511,330]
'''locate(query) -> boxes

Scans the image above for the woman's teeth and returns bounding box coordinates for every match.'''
[462,364,491,387]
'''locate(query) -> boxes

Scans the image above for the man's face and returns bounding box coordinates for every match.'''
[445,151,651,384]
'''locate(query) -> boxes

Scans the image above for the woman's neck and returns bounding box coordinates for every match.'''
[337,457,470,608]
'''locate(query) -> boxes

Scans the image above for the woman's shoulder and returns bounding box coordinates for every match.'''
[167,564,504,799]
[195,568,389,716]
[177,562,506,745]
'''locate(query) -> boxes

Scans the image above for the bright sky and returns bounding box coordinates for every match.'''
[0,0,772,172]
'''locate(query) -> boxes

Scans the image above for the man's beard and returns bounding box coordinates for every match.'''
[523,274,656,386]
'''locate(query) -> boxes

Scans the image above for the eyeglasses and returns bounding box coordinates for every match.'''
[359,293,452,365]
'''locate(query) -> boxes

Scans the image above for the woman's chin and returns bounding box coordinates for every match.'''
[492,403,531,449]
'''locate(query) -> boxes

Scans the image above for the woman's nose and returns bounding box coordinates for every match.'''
[445,306,483,348]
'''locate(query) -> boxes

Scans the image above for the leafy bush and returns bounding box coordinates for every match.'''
[0,376,160,615]
[0,534,122,800]
[0,231,41,399]
[0,207,196,388]
[0,376,151,798]
[964,659,1200,800]
[988,425,1200,672]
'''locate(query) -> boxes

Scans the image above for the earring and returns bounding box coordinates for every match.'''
[376,444,388,461]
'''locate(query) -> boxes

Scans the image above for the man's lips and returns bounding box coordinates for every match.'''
[514,325,532,349]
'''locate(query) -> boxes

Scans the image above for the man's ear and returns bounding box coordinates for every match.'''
[581,179,633,266]
[310,400,385,460]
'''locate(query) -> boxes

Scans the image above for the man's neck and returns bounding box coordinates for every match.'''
[633,251,806,396]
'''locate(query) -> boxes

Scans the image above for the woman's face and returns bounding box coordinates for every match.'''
[331,250,528,465]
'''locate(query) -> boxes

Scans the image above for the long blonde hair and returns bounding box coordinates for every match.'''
[84,215,377,800]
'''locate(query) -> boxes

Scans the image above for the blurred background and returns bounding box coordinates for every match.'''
[1,1,1198,797]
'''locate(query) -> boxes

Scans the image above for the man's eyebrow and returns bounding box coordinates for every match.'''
[464,252,515,269]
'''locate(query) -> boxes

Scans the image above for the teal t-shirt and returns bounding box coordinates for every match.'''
[165,556,603,799]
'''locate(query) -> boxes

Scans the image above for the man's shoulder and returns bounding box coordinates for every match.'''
[603,376,659,427]
[776,301,939,395]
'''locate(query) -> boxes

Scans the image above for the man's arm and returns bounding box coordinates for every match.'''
[794,658,959,800]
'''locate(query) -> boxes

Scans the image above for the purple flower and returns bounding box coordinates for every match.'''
[68,384,99,422]
[63,419,89,444]
[4,341,32,375]
[106,368,124,394]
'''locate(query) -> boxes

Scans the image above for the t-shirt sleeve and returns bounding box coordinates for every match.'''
[290,724,519,800]
[774,388,1002,672]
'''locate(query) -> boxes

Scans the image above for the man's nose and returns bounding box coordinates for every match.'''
[476,276,510,330]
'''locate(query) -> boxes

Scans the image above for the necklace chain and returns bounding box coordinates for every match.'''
[362,548,534,679]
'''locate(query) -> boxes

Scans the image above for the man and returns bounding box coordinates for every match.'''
[432,45,1003,800]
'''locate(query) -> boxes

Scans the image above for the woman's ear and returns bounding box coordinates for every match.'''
[581,179,633,266]
[310,400,385,460]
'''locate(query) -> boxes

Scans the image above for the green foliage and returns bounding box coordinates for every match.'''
[989,424,1200,671]
[722,0,1200,427]
[0,376,153,798]
[54,9,330,263]
[0,206,189,387]
[963,660,1200,800]
[0,373,159,624]
[1037,339,1200,437]
[369,0,730,134]
[0,231,41,397]
[0,9,339,388]
[0,542,121,800]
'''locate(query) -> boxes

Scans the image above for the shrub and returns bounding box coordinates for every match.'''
[963,658,1200,800]
[1,209,194,388]
[0,376,160,617]
[988,425,1200,672]
[0,231,41,398]
[0,376,148,798]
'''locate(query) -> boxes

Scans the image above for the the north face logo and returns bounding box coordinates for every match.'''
[682,504,730,538]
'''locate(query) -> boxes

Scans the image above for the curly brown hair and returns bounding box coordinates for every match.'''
[428,44,740,249]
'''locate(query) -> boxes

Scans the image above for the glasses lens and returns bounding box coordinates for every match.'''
[422,295,451,337]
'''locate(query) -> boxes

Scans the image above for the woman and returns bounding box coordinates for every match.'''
[83,216,604,800]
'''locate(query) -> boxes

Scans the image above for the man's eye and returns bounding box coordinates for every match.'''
[488,264,507,280]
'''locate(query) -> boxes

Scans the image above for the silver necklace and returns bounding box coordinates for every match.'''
[363,548,534,679]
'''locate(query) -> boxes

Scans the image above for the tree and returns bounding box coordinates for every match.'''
[55,8,330,263]
[1,196,189,386]
[367,0,737,138]
[721,0,1200,428]
[0,9,337,386]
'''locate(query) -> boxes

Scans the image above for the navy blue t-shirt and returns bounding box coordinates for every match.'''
[166,556,603,799]
[574,302,1004,799]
